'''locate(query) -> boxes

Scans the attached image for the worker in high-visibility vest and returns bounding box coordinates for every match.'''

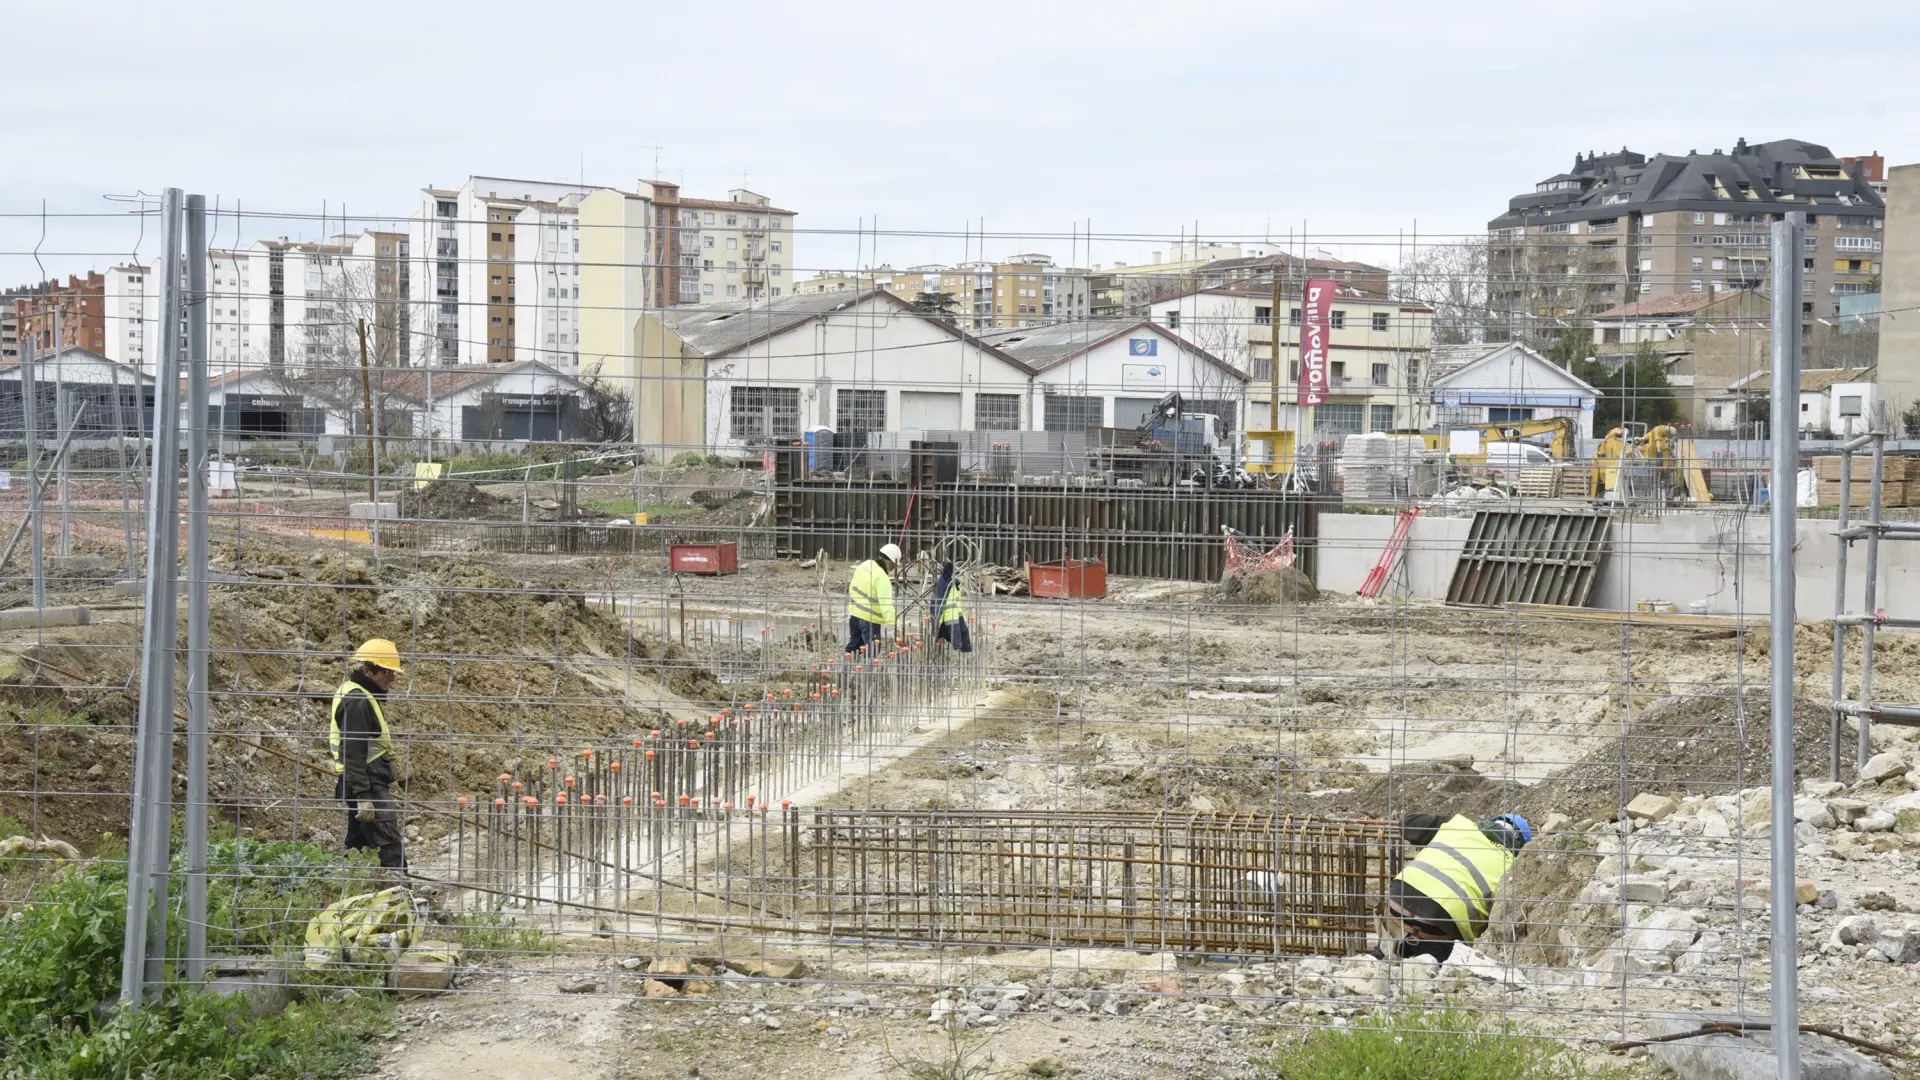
[931,559,972,653]
[331,638,406,870]
[1378,811,1530,961]
[845,543,901,654]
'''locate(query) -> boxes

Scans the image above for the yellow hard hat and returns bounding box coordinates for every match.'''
[352,638,403,672]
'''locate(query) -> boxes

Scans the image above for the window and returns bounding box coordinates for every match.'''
[1370,404,1395,432]
[1691,234,1705,246]
[1693,212,1706,224]
[1839,394,1864,418]
[727,237,738,250]
[704,259,714,271]
[1317,403,1364,435]
[1488,406,1532,424]
[1254,305,1272,325]
[1804,258,1815,271]
[1365,362,1389,387]
[1164,310,1180,329]
[730,385,801,441]
[726,284,738,297]
[770,218,781,230]
[771,240,782,252]
[1288,361,1298,382]
[548,288,556,298]
[1711,258,1725,271]
[702,283,714,295]
[491,232,502,241]
[1836,236,1880,252]
[836,388,887,435]
[1713,405,1724,420]
[1406,359,1419,387]
[702,212,714,224]
[437,200,457,218]
[1330,311,1346,330]
[726,261,737,271]
[379,243,392,255]
[1288,308,1301,326]
[726,215,737,226]
[704,236,715,248]
[1370,312,1389,331]
[975,393,1021,431]
[1692,257,1704,269]
[1042,393,1103,432]
[770,287,781,297]
[1690,280,1704,292]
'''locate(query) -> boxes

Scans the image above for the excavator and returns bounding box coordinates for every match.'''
[1421,417,1576,463]
[1590,423,1708,501]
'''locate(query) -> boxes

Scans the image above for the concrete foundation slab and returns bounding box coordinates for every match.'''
[48,556,105,572]
[0,606,91,630]
[1649,1014,1892,1080]
[112,581,144,598]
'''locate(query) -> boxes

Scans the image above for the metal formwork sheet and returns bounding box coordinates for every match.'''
[1445,509,1611,608]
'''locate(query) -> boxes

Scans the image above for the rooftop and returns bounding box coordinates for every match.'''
[1492,138,1885,230]
[1727,365,1876,394]
[973,318,1245,381]
[1590,293,1730,320]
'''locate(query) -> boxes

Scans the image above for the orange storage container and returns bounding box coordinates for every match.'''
[669,541,740,575]
[1027,558,1106,599]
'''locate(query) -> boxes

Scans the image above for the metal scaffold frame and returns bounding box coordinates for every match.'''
[1829,428,1920,781]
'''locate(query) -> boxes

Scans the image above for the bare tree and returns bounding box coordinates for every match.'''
[1121,272,1195,316]
[282,258,424,440]
[1394,238,1489,346]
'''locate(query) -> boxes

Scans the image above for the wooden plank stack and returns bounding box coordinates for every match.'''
[1814,455,1913,507]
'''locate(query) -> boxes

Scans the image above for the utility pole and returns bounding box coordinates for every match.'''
[121,187,185,1009]
[1766,211,1804,1080]
[183,194,212,984]
[21,336,43,608]
[357,319,381,555]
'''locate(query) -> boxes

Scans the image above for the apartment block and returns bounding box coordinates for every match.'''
[102,266,154,370]
[12,272,107,358]
[880,254,1088,329]
[410,176,596,369]
[1148,284,1434,435]
[1489,138,1885,347]
[577,182,798,392]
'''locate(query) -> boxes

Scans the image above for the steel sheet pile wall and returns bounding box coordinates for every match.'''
[777,480,1317,583]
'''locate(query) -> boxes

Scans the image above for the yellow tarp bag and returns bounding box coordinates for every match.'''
[303,886,417,971]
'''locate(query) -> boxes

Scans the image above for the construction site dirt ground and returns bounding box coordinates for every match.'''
[4,534,1919,1078]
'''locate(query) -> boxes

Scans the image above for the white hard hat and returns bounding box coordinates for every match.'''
[880,543,903,563]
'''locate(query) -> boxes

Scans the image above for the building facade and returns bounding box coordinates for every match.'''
[879,254,1090,330]
[975,319,1249,438]
[409,176,598,369]
[102,266,154,370]
[1490,139,1885,346]
[641,290,1035,455]
[1147,285,1434,436]
[12,273,108,359]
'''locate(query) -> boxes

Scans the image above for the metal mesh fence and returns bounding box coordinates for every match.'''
[0,198,1914,1079]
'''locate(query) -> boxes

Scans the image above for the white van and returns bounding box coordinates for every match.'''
[1483,441,1554,478]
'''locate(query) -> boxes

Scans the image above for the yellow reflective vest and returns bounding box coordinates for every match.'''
[1393,814,1514,942]
[847,559,895,626]
[938,579,966,627]
[329,681,393,775]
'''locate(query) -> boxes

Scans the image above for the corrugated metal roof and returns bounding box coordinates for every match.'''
[664,290,877,357]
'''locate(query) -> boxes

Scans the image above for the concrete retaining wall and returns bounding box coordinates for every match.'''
[1316,510,1920,620]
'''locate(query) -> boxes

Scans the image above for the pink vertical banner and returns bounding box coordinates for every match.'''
[1297,279,1335,408]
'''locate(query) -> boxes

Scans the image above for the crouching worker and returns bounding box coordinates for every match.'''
[1378,811,1530,962]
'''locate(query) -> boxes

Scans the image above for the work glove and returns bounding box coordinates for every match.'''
[355,800,377,822]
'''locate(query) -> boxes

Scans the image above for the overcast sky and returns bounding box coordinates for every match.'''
[4,0,1914,285]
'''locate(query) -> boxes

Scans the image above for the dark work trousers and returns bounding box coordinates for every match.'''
[338,774,406,869]
[846,616,885,655]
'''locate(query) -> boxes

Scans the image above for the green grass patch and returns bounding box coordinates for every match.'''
[0,835,392,1080]
[667,452,729,468]
[1261,1008,1618,1080]
[438,910,551,961]
[582,498,689,521]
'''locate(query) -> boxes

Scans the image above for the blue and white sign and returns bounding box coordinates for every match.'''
[1128,338,1158,357]
[1121,363,1167,391]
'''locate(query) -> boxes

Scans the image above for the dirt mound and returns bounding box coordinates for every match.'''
[1336,762,1509,821]
[1217,567,1318,605]
[400,478,512,521]
[1513,687,1832,825]
[0,545,732,848]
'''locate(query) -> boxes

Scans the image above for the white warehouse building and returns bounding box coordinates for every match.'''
[641,290,1037,456]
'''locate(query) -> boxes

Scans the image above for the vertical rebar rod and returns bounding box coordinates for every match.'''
[1766,210,1803,1080]
[121,187,185,1009]
[183,195,212,983]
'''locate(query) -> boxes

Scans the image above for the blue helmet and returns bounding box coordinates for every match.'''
[1493,813,1532,845]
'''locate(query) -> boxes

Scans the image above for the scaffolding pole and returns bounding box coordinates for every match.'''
[1765,210,1803,1080]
